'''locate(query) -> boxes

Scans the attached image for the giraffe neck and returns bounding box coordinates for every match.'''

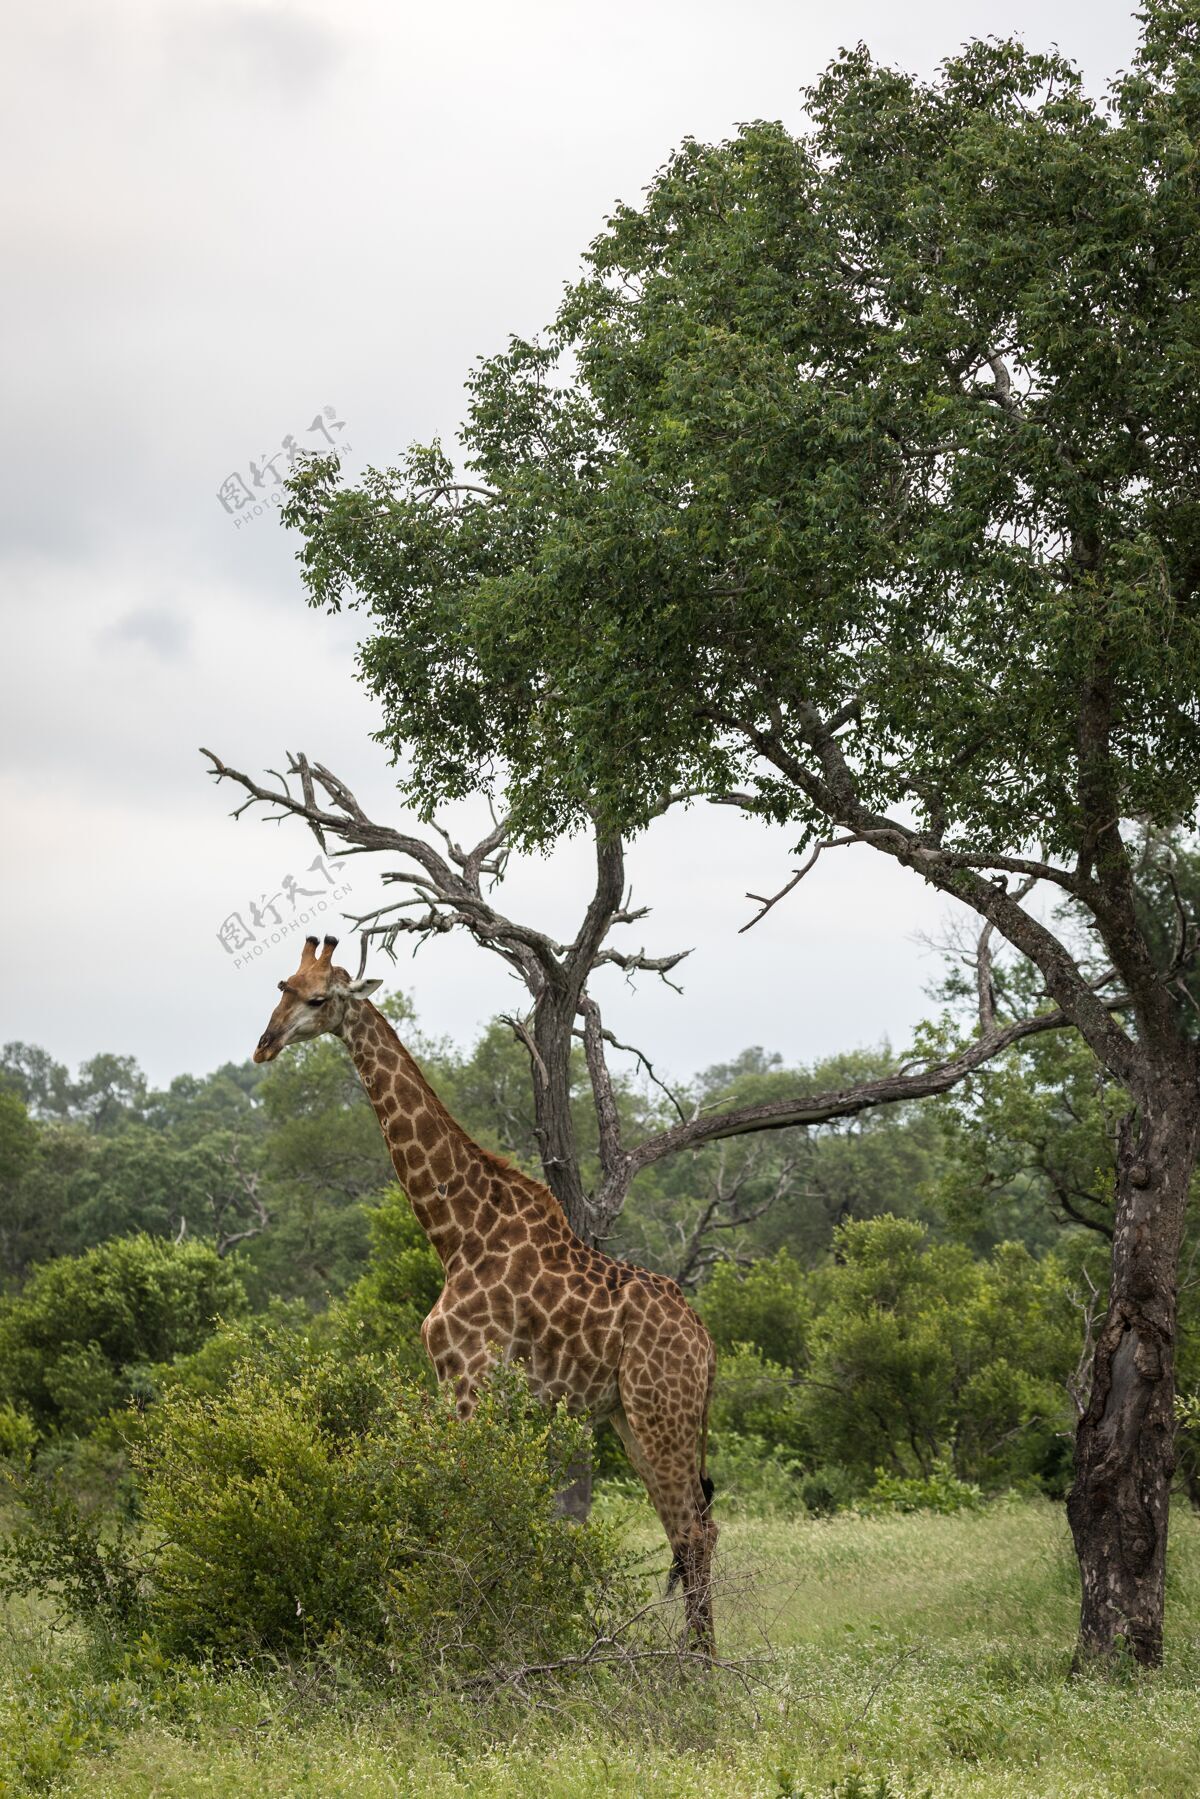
[338,1000,557,1266]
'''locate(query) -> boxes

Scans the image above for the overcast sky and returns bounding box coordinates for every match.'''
[1,0,1142,1090]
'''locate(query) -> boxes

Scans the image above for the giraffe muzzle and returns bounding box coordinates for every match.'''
[254,1030,279,1064]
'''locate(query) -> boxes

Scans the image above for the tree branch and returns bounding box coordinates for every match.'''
[712,707,1142,1088]
[202,748,691,1238]
[975,920,998,1033]
[740,841,835,933]
[620,1001,1112,1182]
[578,996,625,1190]
[671,1143,801,1289]
[572,1024,688,1125]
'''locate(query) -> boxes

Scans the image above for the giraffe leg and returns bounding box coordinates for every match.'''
[611,1398,718,1657]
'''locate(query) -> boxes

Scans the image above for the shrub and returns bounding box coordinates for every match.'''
[797,1219,1077,1490]
[134,1353,634,1680]
[700,1249,810,1371]
[858,1462,983,1516]
[690,1217,1080,1507]
[330,1187,442,1376]
[0,1464,145,1630]
[0,1399,36,1460]
[138,1299,317,1406]
[709,1341,811,1458]
[795,1464,858,1517]
[705,1340,813,1510]
[706,1430,805,1515]
[0,1235,245,1437]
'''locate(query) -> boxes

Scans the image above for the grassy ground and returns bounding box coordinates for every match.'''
[4,1495,1200,1797]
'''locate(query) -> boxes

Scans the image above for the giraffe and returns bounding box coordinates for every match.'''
[252,934,719,1649]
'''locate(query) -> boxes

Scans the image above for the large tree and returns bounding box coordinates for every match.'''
[283,8,1200,1664]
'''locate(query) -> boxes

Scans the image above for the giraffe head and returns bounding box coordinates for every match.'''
[253,935,382,1063]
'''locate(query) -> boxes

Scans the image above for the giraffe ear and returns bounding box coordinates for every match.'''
[346,977,383,997]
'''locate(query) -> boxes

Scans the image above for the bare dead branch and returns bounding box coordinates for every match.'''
[1068,1268,1102,1420]
[740,842,827,933]
[621,1001,1120,1179]
[671,1142,802,1288]
[201,746,563,986]
[578,996,624,1185]
[976,921,997,1032]
[572,1024,688,1125]
[203,1144,272,1257]
[499,1012,550,1088]
[202,747,696,1237]
[591,945,692,994]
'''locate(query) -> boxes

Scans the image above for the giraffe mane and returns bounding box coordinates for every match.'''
[364,1002,568,1225]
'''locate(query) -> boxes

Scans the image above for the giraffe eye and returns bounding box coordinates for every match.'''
[307,997,327,1008]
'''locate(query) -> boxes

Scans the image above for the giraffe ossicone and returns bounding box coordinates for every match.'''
[253,934,719,1650]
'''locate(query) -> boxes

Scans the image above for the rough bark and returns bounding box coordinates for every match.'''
[1067,1067,1200,1667]
[530,983,590,1239]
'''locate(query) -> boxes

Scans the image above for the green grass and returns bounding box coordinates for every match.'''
[4,1497,1200,1797]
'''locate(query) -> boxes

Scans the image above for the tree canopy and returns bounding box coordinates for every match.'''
[286,4,1200,865]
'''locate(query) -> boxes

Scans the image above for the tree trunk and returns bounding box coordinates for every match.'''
[1067,1069,1200,1668]
[531,986,592,1243]
[530,987,596,1521]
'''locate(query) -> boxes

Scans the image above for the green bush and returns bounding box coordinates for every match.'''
[330,1187,442,1376]
[133,1353,633,1680]
[795,1464,858,1517]
[704,1341,814,1511]
[801,1221,1077,1488]
[706,1430,806,1514]
[0,1398,36,1460]
[0,1235,245,1437]
[700,1249,810,1371]
[136,1300,317,1406]
[691,1218,1082,1514]
[699,1218,1078,1505]
[0,1463,145,1631]
[709,1342,811,1457]
[858,1462,983,1516]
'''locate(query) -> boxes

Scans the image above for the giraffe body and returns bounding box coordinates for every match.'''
[254,936,718,1648]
